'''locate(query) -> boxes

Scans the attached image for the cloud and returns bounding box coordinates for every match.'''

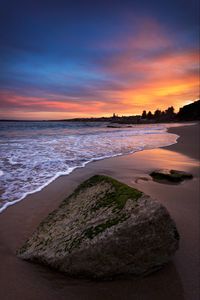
[0,12,198,119]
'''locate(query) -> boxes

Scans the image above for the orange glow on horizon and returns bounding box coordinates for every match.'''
[0,23,198,120]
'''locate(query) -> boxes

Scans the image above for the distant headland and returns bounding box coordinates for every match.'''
[61,100,200,124]
[0,100,199,124]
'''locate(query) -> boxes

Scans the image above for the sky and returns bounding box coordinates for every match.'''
[0,0,199,120]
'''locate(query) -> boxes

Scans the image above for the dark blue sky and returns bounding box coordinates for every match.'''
[0,0,199,119]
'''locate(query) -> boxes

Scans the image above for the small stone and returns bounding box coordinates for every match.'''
[150,169,193,183]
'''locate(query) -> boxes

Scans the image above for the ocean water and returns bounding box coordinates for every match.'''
[0,121,180,212]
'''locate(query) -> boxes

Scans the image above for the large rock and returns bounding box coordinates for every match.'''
[18,175,179,278]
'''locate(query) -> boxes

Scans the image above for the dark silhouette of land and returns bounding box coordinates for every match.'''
[0,100,199,124]
[59,100,200,127]
[61,100,200,124]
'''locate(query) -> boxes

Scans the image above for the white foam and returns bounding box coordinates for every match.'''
[0,122,183,213]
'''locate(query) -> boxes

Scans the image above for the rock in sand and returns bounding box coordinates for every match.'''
[18,175,179,279]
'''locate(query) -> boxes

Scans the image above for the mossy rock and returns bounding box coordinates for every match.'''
[150,169,193,183]
[74,175,142,211]
[18,175,179,279]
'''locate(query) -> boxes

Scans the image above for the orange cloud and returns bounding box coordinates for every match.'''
[94,44,198,113]
[0,19,198,119]
[0,91,109,119]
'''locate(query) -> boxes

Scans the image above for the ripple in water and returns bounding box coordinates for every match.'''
[0,121,180,212]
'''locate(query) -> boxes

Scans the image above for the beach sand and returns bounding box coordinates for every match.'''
[0,123,199,300]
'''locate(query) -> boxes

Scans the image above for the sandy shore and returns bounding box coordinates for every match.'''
[0,123,199,300]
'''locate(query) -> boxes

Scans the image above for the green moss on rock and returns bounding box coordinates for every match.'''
[17,174,180,279]
[83,214,128,239]
[76,175,142,211]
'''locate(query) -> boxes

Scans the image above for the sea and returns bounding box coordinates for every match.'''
[0,121,182,212]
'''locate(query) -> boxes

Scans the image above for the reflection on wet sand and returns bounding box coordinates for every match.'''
[0,124,199,300]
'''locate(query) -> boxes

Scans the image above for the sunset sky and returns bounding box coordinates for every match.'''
[0,0,199,120]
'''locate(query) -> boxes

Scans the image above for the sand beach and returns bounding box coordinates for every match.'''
[0,123,199,300]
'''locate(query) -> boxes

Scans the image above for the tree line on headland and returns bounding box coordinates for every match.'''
[0,99,199,123]
[64,99,200,124]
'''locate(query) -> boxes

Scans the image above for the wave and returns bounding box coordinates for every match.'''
[0,122,181,213]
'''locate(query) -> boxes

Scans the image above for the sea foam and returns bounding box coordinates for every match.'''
[0,121,182,212]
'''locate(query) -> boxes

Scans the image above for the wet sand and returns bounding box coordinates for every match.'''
[0,123,199,300]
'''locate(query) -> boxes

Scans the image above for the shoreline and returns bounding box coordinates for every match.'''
[0,122,194,213]
[0,123,199,300]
